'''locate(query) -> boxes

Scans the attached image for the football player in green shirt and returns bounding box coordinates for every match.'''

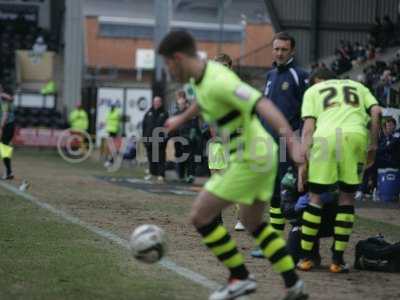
[158,30,308,300]
[297,68,381,273]
[209,53,245,231]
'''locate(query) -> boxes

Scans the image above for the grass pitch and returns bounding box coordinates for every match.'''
[0,187,209,300]
[1,149,400,300]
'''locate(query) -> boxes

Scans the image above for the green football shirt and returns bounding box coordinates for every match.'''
[191,61,277,162]
[301,79,378,138]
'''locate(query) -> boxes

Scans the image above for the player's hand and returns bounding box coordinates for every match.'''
[297,163,308,193]
[164,115,184,133]
[300,143,310,161]
[289,140,306,165]
[365,144,378,169]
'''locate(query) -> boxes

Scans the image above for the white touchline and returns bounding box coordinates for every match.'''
[0,181,219,290]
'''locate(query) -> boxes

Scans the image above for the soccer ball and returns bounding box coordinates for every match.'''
[129,224,166,263]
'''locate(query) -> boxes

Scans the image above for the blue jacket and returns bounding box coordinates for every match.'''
[263,58,309,139]
[295,193,336,212]
[377,130,400,168]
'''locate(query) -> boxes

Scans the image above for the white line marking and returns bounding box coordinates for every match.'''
[0,181,219,290]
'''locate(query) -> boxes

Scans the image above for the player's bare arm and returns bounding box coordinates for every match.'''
[164,102,200,133]
[301,118,315,157]
[0,93,13,101]
[255,98,305,165]
[0,111,9,139]
[298,117,316,192]
[366,105,382,168]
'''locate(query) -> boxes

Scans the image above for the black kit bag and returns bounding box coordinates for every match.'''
[354,235,400,272]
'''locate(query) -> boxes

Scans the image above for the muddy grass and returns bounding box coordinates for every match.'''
[6,149,400,300]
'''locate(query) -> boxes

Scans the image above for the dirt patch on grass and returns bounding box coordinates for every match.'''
[357,206,400,227]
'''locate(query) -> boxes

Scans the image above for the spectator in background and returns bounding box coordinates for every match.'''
[104,103,122,168]
[173,91,198,184]
[32,36,47,55]
[362,53,400,100]
[353,42,367,65]
[41,80,57,95]
[366,42,376,60]
[0,86,16,179]
[331,49,352,74]
[356,117,398,201]
[337,40,351,61]
[31,36,47,64]
[312,62,328,73]
[69,103,88,132]
[142,96,169,182]
[363,64,382,91]
[319,62,328,70]
[377,117,397,168]
[122,135,137,163]
[310,63,319,72]
[375,69,394,106]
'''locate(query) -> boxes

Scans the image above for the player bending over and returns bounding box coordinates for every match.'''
[159,30,308,300]
[297,68,381,273]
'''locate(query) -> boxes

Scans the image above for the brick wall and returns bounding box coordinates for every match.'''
[85,17,274,69]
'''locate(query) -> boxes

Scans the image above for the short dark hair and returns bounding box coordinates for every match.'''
[214,53,233,68]
[273,32,296,49]
[384,117,396,127]
[158,30,197,58]
[176,90,186,99]
[309,68,337,85]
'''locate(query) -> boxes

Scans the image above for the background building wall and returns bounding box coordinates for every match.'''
[85,17,274,70]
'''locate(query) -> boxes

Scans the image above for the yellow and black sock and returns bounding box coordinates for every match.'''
[301,203,322,257]
[197,217,249,280]
[3,158,11,175]
[332,205,355,263]
[269,204,285,235]
[252,222,298,288]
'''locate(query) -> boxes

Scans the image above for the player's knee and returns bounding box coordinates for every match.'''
[190,208,206,228]
[189,208,198,226]
[190,207,220,228]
